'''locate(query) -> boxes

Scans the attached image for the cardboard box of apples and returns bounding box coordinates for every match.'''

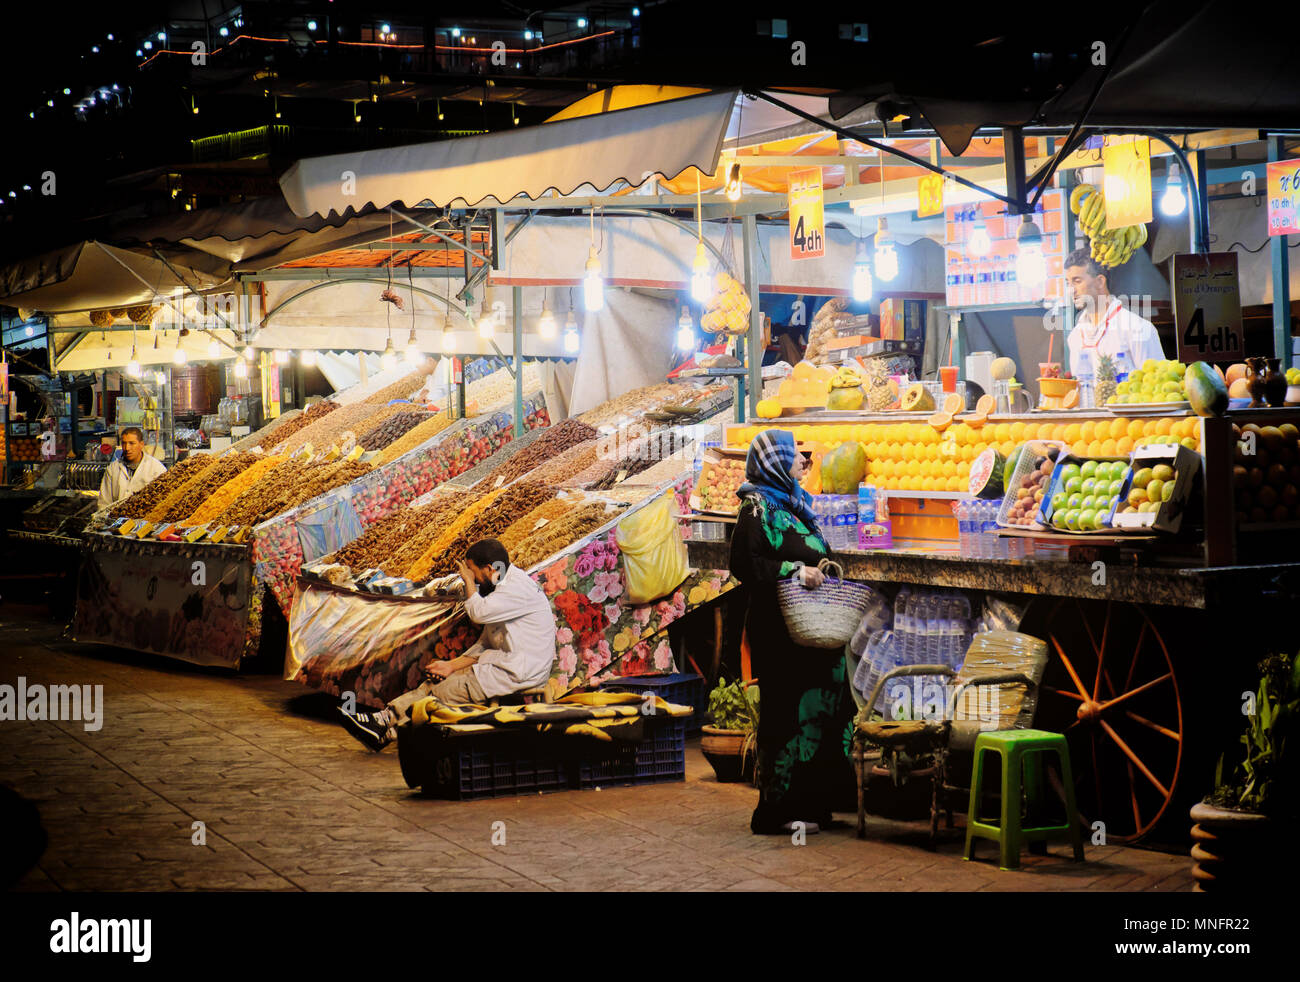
[1110,444,1201,533]
[690,447,747,516]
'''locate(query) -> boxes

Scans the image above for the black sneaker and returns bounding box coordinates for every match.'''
[338,707,393,751]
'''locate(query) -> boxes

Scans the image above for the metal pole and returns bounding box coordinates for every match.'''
[512,285,524,436]
[742,214,761,422]
[1270,135,1293,367]
[458,216,471,419]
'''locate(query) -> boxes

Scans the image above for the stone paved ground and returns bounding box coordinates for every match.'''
[0,612,1194,892]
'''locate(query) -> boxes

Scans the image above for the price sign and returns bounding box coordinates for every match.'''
[788,167,825,260]
[1173,252,1244,364]
[917,173,944,218]
[1266,159,1300,235]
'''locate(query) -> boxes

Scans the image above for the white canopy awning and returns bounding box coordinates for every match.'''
[278,89,738,218]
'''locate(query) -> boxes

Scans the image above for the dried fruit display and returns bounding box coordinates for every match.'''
[425,481,557,578]
[178,454,285,526]
[448,426,548,488]
[510,501,625,570]
[382,490,478,575]
[105,453,216,520]
[405,487,507,581]
[275,460,375,515]
[525,439,602,486]
[466,363,543,411]
[214,458,312,527]
[590,453,658,490]
[152,452,261,523]
[276,402,403,454]
[497,496,578,553]
[252,400,339,450]
[577,382,680,426]
[374,412,454,465]
[358,362,437,407]
[358,410,437,451]
[471,418,599,490]
[561,455,620,489]
[330,493,466,574]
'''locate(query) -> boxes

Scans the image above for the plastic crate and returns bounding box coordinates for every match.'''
[404,731,571,800]
[599,672,706,733]
[575,716,686,789]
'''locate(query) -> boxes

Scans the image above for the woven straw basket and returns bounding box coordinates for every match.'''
[778,559,875,649]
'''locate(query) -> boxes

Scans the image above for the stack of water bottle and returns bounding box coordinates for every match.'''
[851,585,975,716]
[813,495,858,551]
[955,498,1024,560]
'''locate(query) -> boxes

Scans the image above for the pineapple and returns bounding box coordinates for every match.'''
[1096,353,1118,406]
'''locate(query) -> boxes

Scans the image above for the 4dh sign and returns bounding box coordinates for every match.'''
[1172,252,1244,364]
[788,167,825,261]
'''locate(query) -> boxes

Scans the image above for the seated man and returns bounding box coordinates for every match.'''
[339,538,558,751]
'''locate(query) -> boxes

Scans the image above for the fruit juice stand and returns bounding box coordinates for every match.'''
[687,400,1300,843]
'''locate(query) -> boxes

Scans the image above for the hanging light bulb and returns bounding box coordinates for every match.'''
[441,311,455,353]
[690,240,711,302]
[563,310,580,354]
[583,245,604,311]
[874,217,899,282]
[233,358,249,379]
[676,306,696,351]
[301,349,317,367]
[242,345,254,361]
[172,341,187,366]
[1015,214,1047,293]
[274,349,290,365]
[967,216,992,259]
[537,304,557,340]
[478,307,494,340]
[127,355,141,378]
[207,337,221,359]
[154,370,166,386]
[1160,162,1187,217]
[404,326,420,361]
[725,162,742,202]
[380,336,398,371]
[852,241,874,302]
[24,325,34,337]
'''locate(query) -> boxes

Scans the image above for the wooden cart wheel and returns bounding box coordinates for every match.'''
[1037,599,1184,844]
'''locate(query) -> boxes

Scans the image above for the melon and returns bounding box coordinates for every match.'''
[1225,363,1249,386]
[1184,361,1229,417]
[1228,378,1251,400]
[822,441,867,495]
[756,398,781,419]
[991,357,1018,381]
[969,448,1007,499]
[826,385,866,411]
[901,383,935,412]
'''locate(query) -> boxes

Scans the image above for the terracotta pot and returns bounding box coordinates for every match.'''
[1245,357,1270,409]
[1265,358,1288,407]
[701,725,756,783]
[1188,801,1275,892]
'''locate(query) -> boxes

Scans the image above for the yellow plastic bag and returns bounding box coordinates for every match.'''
[615,492,689,605]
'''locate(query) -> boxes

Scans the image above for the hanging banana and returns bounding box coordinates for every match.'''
[1069,181,1148,268]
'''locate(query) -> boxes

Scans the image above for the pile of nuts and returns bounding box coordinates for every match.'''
[375,412,454,465]
[426,481,557,578]
[179,454,284,526]
[510,502,625,570]
[151,452,261,523]
[358,362,436,406]
[358,410,437,451]
[405,488,507,580]
[471,418,599,490]
[253,400,339,451]
[383,490,477,575]
[525,439,602,486]
[331,493,466,574]
[214,458,313,527]
[498,497,578,553]
[106,453,216,520]
[277,403,402,454]
[275,460,374,515]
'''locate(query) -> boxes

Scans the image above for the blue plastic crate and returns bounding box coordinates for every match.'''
[599,673,705,734]
[575,716,686,789]
[433,741,571,800]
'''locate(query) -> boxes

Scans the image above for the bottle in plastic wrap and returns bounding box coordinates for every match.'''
[926,594,945,665]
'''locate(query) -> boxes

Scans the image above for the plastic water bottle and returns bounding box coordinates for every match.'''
[926,595,945,665]
[900,594,918,664]
[893,586,911,652]
[843,494,858,551]
[955,500,969,557]
[1113,349,1132,384]
[1077,349,1095,409]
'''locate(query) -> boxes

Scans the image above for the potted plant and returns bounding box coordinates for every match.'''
[1189,651,1298,891]
[701,677,759,783]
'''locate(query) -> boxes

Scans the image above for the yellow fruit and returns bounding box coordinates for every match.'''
[1155,418,1174,437]
[1064,423,1082,444]
[1128,420,1146,441]
[1116,436,1135,454]
[1073,441,1090,456]
[994,423,1012,443]
[1051,424,1067,443]
[1009,421,1026,442]
[1109,418,1130,441]
[1099,439,1117,457]
[1087,440,1104,457]
[1036,422,1055,441]
[1080,420,1096,443]
[947,475,964,491]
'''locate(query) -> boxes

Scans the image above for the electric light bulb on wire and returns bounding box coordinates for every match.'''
[1015,215,1047,293]
[233,358,248,379]
[126,355,141,379]
[537,304,557,340]
[690,241,711,302]
[583,246,603,311]
[676,306,696,352]
[404,328,420,361]
[441,313,455,353]
[301,349,317,367]
[724,163,742,203]
[874,217,899,282]
[563,310,580,354]
[207,337,221,359]
[852,242,873,302]
[1161,162,1187,217]
[380,337,398,371]
[172,343,187,366]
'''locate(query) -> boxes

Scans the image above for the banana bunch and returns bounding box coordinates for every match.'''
[1069,182,1148,268]
[829,366,863,389]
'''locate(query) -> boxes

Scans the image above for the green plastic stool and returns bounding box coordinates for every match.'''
[963,729,1085,870]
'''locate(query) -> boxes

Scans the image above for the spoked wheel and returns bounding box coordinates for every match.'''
[1037,599,1184,844]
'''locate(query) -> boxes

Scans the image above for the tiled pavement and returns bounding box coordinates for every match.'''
[0,614,1194,892]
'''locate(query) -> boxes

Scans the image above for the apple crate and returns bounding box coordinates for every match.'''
[689,447,746,516]
[1035,453,1133,534]
[1110,444,1201,533]
[574,715,687,789]
[997,440,1067,530]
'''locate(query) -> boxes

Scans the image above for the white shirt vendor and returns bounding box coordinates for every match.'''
[1067,297,1165,378]
[463,563,558,698]
[97,429,168,510]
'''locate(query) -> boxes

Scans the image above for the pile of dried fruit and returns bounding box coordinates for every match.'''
[510,501,625,570]
[405,488,507,580]
[179,454,285,526]
[277,402,402,454]
[150,452,261,523]
[525,439,603,486]
[383,490,477,575]
[471,418,599,490]
[497,496,578,553]
[254,400,339,450]
[330,493,466,574]
[105,453,216,520]
[358,410,437,451]
[274,459,374,515]
[425,481,557,578]
[358,362,437,406]
[374,412,454,465]
[213,458,313,527]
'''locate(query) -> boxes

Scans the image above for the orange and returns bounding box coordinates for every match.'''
[942,460,957,477]
[1050,424,1067,443]
[1155,417,1174,437]
[1080,420,1097,443]
[994,423,1012,443]
[1141,419,1159,437]
[1037,422,1056,441]
[999,440,1016,458]
[1109,418,1130,441]
[1128,419,1146,441]
[1073,441,1090,457]
[1064,422,1082,444]
[1087,439,1105,458]
[962,445,978,461]
[947,475,965,491]
[1116,436,1135,454]
[1009,421,1026,442]
[1099,438,1118,457]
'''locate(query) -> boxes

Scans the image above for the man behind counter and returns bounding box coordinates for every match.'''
[97,426,167,510]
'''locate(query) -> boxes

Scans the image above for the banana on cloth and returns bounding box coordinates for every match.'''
[409,690,692,742]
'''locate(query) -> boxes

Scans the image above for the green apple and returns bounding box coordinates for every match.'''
[1068,492,1083,509]
[1078,508,1099,530]
[1065,476,1083,495]
[1080,460,1099,480]
[1081,477,1098,495]
[1108,479,1125,497]
[1060,463,1082,484]
[1051,491,1067,511]
[1081,495,1097,511]
[1064,508,1081,530]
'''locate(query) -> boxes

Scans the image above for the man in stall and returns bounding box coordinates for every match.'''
[96,426,167,510]
[338,538,558,751]
[1063,248,1165,379]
